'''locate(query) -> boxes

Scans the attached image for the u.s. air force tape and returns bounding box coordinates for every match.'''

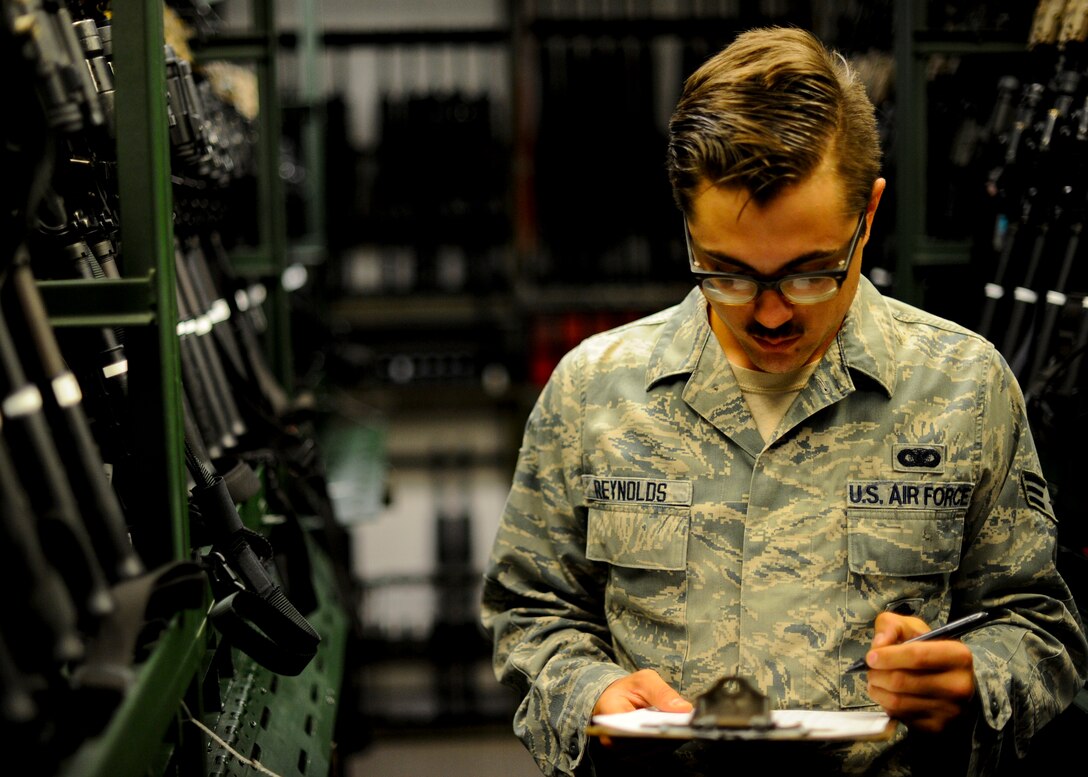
[848,480,974,509]
[582,475,693,506]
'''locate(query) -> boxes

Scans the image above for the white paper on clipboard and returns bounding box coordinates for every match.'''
[591,708,891,739]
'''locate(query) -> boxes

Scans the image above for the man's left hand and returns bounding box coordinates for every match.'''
[864,611,977,734]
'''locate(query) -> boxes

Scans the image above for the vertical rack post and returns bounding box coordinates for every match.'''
[56,3,206,775]
[112,0,187,563]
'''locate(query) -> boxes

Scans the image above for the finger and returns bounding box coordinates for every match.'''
[872,612,929,647]
[593,683,641,715]
[868,668,976,708]
[868,686,961,717]
[868,686,962,733]
[868,679,966,725]
[866,639,974,674]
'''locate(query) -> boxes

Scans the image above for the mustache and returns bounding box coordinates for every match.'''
[747,322,802,339]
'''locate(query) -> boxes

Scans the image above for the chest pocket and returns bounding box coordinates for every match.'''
[846,479,972,576]
[586,505,689,570]
[847,507,965,576]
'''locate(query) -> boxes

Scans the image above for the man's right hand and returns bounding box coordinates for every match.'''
[592,668,694,716]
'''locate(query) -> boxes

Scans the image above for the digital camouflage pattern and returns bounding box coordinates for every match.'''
[481,279,1087,776]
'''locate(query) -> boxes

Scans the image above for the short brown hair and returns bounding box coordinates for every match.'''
[666,27,881,214]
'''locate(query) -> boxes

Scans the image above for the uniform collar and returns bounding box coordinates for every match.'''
[645,287,711,390]
[834,276,897,397]
[645,277,897,397]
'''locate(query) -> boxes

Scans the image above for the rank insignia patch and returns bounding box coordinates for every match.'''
[1021,471,1056,520]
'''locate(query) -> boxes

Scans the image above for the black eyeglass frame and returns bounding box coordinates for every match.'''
[686,210,868,305]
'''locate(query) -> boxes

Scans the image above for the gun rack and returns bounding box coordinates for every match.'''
[0,2,351,776]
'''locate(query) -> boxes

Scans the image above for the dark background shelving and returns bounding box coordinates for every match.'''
[5,2,1088,776]
[288,6,1088,764]
[2,2,357,775]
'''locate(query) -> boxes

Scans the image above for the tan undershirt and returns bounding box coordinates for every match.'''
[730,361,818,443]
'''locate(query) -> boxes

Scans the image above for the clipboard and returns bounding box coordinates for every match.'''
[588,676,897,743]
[587,708,898,743]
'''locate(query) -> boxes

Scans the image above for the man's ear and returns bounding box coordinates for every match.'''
[863,177,887,240]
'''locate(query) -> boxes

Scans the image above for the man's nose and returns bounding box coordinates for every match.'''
[752,289,793,329]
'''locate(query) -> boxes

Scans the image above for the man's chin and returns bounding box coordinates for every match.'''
[749,358,803,374]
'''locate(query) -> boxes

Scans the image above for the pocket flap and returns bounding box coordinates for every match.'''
[586,506,689,570]
[847,508,964,576]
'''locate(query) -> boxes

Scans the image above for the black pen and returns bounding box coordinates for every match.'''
[845,611,991,673]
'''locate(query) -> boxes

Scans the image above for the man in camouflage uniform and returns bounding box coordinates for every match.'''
[481,26,1087,776]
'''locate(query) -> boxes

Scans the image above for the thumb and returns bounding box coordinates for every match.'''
[664,695,694,712]
[644,679,692,712]
[594,669,693,716]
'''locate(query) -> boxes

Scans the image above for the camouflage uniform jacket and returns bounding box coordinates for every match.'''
[481,279,1087,776]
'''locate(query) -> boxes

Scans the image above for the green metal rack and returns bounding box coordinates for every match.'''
[37,3,347,776]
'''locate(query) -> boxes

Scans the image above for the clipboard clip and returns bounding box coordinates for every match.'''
[690,676,774,730]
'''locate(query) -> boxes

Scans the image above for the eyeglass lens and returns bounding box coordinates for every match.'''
[702,275,840,304]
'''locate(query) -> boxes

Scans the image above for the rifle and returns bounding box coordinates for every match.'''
[1001,70,1082,369]
[181,236,246,382]
[164,44,213,177]
[32,197,132,452]
[979,81,1047,339]
[7,236,144,584]
[0,260,115,631]
[1060,299,1088,395]
[202,230,291,420]
[1025,87,1088,394]
[174,239,238,458]
[0,417,83,672]
[182,394,321,676]
[2,0,105,135]
[187,229,364,633]
[30,221,321,683]
[71,16,115,138]
[174,240,247,444]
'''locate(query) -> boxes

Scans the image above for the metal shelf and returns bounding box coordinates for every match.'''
[40,3,347,776]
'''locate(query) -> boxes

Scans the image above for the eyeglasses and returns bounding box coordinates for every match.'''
[686,211,867,305]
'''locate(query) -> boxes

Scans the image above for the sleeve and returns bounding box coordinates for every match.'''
[480,346,629,777]
[953,348,1088,774]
